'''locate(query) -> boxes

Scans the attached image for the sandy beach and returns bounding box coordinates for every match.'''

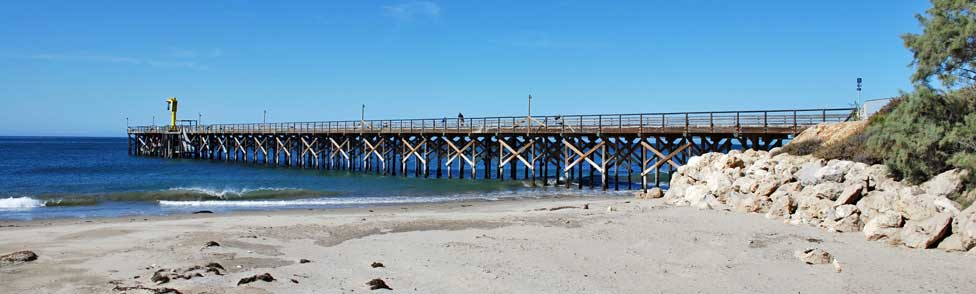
[1,196,974,294]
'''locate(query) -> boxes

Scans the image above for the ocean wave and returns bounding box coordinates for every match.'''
[0,197,45,209]
[158,194,509,207]
[25,187,335,207]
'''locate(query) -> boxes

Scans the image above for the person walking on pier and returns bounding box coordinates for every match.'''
[458,112,465,128]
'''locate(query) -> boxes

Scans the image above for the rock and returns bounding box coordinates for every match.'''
[0,250,37,267]
[920,169,968,198]
[794,248,833,265]
[951,204,976,251]
[366,278,392,290]
[299,259,311,264]
[733,176,759,194]
[834,185,863,206]
[936,233,967,252]
[816,160,852,183]
[705,173,734,199]
[723,156,745,169]
[825,204,863,233]
[832,259,843,273]
[637,188,663,199]
[729,192,770,213]
[894,194,958,221]
[792,195,833,225]
[204,241,220,247]
[900,212,953,249]
[807,182,846,201]
[152,271,171,285]
[863,211,903,241]
[371,262,384,268]
[237,273,276,285]
[765,193,796,221]
[856,190,899,224]
[796,160,826,186]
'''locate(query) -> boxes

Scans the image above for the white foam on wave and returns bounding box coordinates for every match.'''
[165,187,298,198]
[157,187,632,208]
[158,194,506,207]
[0,197,45,209]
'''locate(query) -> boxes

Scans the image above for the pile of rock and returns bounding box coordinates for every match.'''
[663,149,975,253]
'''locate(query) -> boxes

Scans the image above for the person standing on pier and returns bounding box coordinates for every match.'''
[458,112,465,128]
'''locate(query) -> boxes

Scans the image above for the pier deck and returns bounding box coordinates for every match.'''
[127,108,853,192]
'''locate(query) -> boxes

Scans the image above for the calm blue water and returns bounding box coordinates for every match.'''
[0,137,613,220]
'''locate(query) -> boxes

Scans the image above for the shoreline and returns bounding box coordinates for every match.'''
[2,195,974,293]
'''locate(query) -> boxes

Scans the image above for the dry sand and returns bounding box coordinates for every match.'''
[1,196,974,293]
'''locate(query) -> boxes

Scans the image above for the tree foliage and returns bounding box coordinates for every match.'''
[902,0,976,88]
[866,88,976,183]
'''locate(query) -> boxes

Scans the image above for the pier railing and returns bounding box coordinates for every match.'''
[128,108,854,135]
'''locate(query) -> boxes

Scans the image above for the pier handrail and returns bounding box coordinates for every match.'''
[128,108,855,135]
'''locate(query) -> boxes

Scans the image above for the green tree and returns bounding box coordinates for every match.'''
[902,0,976,88]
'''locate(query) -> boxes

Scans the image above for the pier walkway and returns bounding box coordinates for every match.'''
[127,108,854,192]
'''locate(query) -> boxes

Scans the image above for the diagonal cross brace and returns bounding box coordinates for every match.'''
[562,139,605,174]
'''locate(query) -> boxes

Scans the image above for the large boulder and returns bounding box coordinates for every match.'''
[863,211,904,241]
[704,172,734,200]
[894,194,961,221]
[796,160,826,186]
[900,212,953,249]
[936,233,967,252]
[920,169,968,199]
[729,192,770,213]
[824,204,863,233]
[816,160,852,183]
[834,185,863,207]
[807,182,846,201]
[791,195,834,225]
[952,204,976,251]
[766,192,796,221]
[856,190,899,224]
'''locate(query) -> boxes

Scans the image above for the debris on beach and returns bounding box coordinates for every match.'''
[366,278,392,290]
[794,248,840,272]
[151,262,226,285]
[371,262,385,268]
[151,271,171,284]
[192,210,213,214]
[291,278,300,284]
[0,250,38,267]
[203,241,220,248]
[110,280,182,294]
[534,204,589,211]
[238,273,276,285]
[299,258,312,264]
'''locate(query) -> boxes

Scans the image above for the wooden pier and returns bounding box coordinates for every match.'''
[127,108,854,192]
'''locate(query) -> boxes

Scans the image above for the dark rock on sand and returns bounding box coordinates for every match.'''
[367,278,392,290]
[238,273,276,285]
[299,259,311,264]
[151,271,171,285]
[204,241,220,247]
[371,262,385,268]
[0,250,38,266]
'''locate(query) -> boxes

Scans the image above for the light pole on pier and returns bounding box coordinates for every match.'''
[856,78,863,120]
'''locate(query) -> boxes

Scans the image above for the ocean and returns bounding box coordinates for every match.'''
[0,137,634,220]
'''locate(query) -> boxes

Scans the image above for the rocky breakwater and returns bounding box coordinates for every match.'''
[663,149,975,253]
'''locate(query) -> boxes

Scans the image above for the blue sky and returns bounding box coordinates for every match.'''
[0,0,929,136]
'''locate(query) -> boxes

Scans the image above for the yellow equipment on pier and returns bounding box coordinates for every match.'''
[165,97,178,131]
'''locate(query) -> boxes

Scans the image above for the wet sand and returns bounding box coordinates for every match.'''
[1,196,974,293]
